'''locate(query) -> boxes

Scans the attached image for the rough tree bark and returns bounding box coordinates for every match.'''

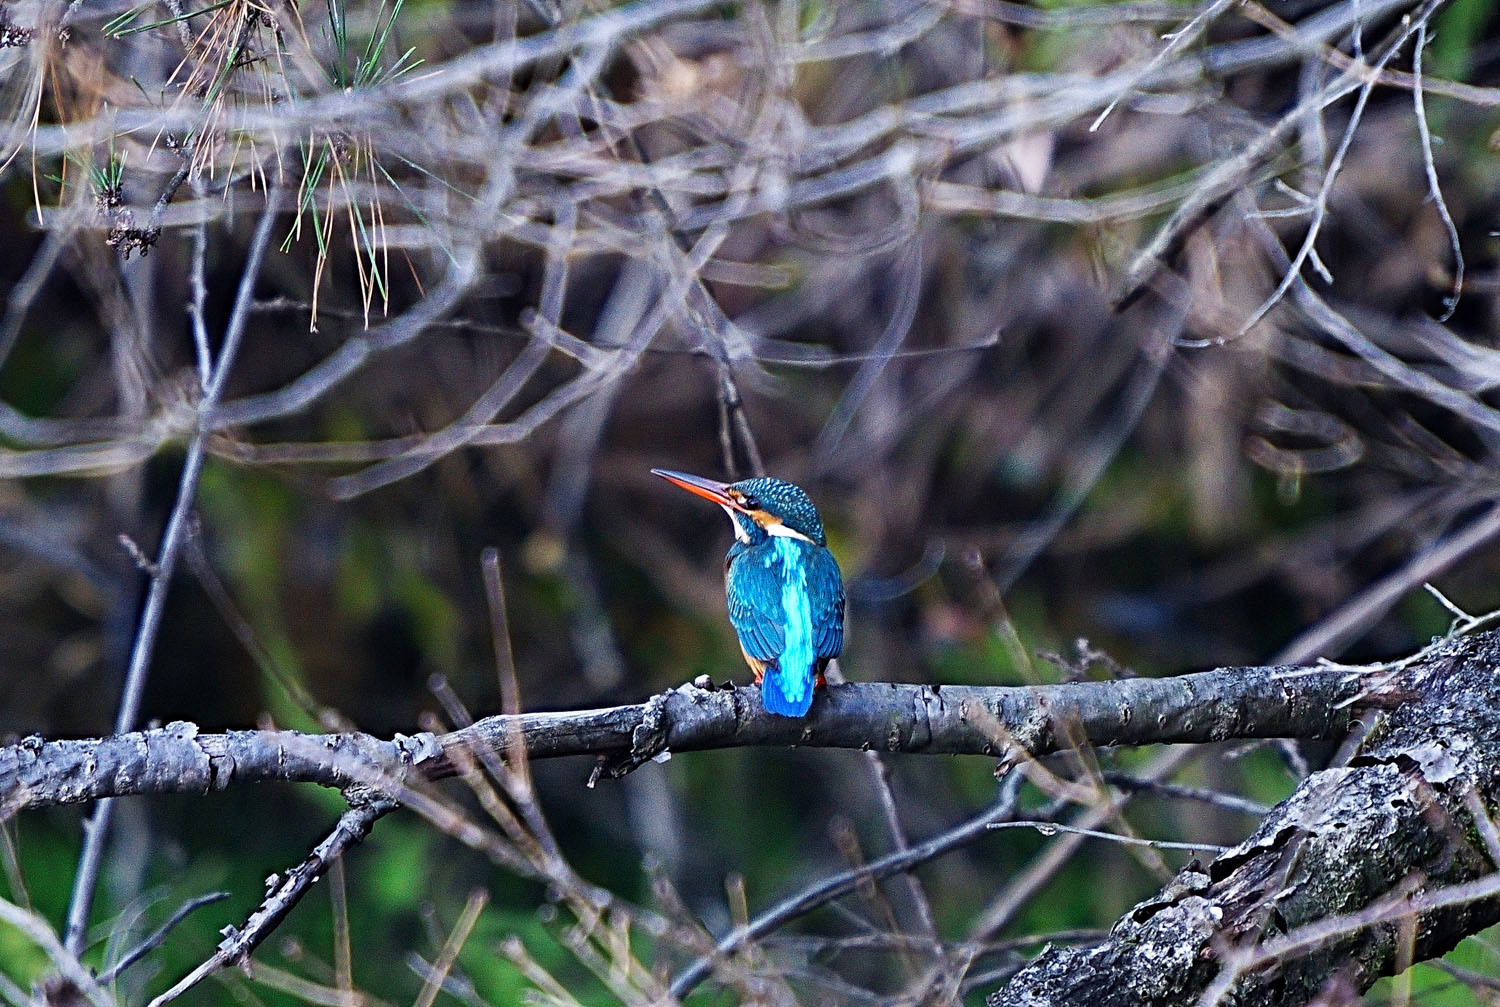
[990,631,1500,1006]
[4,665,1369,812]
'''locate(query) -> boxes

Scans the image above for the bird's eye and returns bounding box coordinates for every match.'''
[742,495,760,509]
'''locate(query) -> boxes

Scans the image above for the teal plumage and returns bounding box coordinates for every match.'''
[728,532,844,714]
[652,470,846,717]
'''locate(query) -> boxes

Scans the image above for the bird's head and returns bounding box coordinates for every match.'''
[652,469,827,546]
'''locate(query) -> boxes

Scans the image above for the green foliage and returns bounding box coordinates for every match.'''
[0,820,82,992]
[273,0,426,322]
[103,1,236,39]
[324,0,422,91]
[1369,946,1496,1007]
[0,325,88,431]
[0,921,51,995]
[46,143,128,207]
[1429,0,1494,80]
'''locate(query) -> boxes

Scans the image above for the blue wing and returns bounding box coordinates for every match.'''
[808,545,845,661]
[726,547,784,664]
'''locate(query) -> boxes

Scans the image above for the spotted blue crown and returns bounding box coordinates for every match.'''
[726,477,827,545]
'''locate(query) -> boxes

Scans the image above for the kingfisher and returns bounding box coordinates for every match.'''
[652,469,845,717]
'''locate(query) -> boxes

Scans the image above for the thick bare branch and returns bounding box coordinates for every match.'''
[989,630,1500,1007]
[2,662,1391,815]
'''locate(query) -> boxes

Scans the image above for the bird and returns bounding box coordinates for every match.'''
[652,468,845,717]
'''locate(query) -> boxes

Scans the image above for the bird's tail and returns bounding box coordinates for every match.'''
[762,665,814,717]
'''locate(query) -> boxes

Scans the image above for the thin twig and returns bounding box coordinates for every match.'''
[412,889,487,1007]
[987,820,1232,853]
[63,194,282,955]
[1412,17,1463,321]
[669,776,1025,999]
[1232,5,1426,337]
[98,892,231,983]
[146,795,398,1007]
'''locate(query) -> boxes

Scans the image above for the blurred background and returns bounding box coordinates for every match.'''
[3,0,1500,1001]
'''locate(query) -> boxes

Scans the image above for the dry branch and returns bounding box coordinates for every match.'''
[2,663,1384,814]
[0,655,1408,1004]
[989,630,1500,1006]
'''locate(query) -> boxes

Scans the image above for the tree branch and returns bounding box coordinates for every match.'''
[989,630,1500,1006]
[2,664,1386,815]
[145,795,398,1007]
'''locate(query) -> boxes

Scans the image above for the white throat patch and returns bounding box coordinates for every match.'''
[721,504,752,542]
[764,521,815,544]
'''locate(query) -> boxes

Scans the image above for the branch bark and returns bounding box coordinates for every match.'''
[989,630,1500,1006]
[3,664,1378,814]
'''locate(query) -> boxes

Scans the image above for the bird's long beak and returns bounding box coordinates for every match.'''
[651,469,746,511]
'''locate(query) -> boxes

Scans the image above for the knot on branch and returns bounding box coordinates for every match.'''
[632,693,671,756]
[391,731,443,767]
[589,690,674,786]
[342,783,389,809]
[331,732,441,808]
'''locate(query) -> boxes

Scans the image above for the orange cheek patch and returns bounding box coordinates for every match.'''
[747,509,780,528]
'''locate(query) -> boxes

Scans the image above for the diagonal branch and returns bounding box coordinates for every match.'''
[989,630,1500,1007]
[671,773,1027,999]
[144,794,398,1007]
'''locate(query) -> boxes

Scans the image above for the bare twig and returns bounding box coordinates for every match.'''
[146,794,398,1007]
[63,194,282,955]
[670,774,1025,999]
[98,892,231,983]
[987,820,1231,853]
[1411,18,1463,321]
[1233,2,1431,337]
